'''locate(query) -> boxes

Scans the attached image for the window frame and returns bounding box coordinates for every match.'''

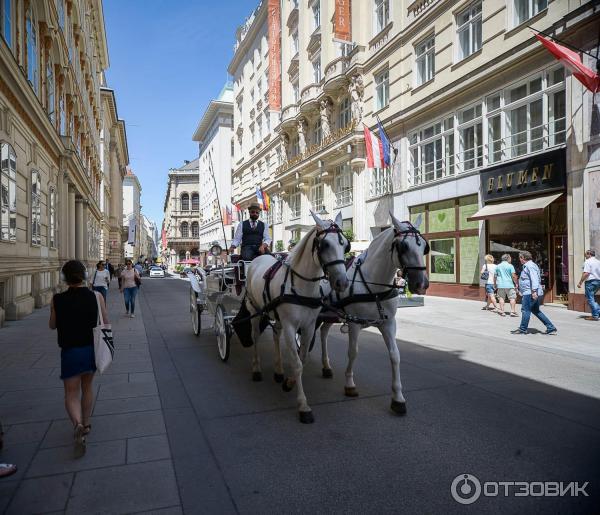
[456,1,482,62]
[373,0,390,35]
[311,0,321,31]
[369,167,392,198]
[334,164,353,208]
[312,53,321,83]
[339,96,351,129]
[30,169,42,246]
[309,177,325,213]
[49,186,56,248]
[374,68,390,111]
[415,35,435,86]
[512,0,547,27]
[191,193,199,211]
[288,190,301,219]
[1,0,13,48]
[25,4,39,94]
[180,222,189,238]
[181,193,190,211]
[0,141,17,242]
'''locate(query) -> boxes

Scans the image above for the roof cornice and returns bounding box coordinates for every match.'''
[227,1,267,75]
[192,100,233,142]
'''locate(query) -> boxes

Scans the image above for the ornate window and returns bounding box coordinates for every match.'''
[313,118,322,145]
[26,5,39,94]
[288,191,301,219]
[1,0,12,48]
[57,0,65,29]
[46,60,55,124]
[191,193,199,211]
[31,170,42,245]
[181,193,190,211]
[180,222,189,238]
[0,142,17,241]
[338,97,351,129]
[49,187,56,247]
[191,221,199,238]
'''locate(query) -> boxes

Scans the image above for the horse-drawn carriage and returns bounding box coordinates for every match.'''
[187,211,430,424]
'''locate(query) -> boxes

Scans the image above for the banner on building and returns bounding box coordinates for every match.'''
[333,0,352,42]
[268,0,281,111]
[128,219,137,245]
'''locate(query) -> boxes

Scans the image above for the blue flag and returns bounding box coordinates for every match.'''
[377,119,391,167]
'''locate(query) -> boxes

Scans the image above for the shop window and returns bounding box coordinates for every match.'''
[429,238,456,283]
[410,205,426,228]
[0,141,17,241]
[459,195,479,230]
[428,199,455,233]
[459,236,480,284]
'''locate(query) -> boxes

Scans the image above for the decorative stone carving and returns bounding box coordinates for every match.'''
[280,132,290,159]
[320,98,333,138]
[349,74,364,123]
[297,118,307,154]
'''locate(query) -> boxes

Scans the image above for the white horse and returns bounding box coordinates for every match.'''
[244,211,350,424]
[319,213,429,415]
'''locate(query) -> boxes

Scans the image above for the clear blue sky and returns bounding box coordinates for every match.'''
[103,0,258,227]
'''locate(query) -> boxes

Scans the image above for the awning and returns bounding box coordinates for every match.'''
[467,193,562,221]
[284,223,314,231]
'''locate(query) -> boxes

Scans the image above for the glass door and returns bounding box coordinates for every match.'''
[552,235,569,304]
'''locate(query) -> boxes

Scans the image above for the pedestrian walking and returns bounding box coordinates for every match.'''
[495,254,519,317]
[105,259,115,281]
[91,261,110,302]
[480,254,499,312]
[49,260,109,457]
[511,251,557,335]
[120,260,141,318]
[115,264,123,289]
[577,249,600,321]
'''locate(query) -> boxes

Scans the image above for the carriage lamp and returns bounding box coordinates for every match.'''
[209,243,222,257]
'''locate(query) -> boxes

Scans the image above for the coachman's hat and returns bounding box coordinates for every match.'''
[248,202,262,211]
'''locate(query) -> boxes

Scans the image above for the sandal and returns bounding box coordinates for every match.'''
[510,313,519,317]
[74,423,86,458]
[82,423,92,435]
[0,463,17,478]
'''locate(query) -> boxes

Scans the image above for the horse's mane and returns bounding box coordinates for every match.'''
[287,226,317,267]
[359,226,395,263]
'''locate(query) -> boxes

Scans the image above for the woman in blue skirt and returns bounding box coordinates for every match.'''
[49,260,109,457]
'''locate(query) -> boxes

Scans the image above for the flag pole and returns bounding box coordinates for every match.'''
[207,149,229,253]
[528,26,599,60]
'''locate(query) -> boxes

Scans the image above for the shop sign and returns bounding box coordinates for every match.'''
[480,148,566,202]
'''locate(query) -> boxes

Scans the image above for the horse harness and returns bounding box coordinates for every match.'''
[326,222,429,326]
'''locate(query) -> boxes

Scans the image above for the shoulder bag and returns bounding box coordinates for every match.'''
[93,292,114,374]
[480,263,489,281]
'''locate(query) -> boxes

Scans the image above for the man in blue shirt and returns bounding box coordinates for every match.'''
[511,251,557,335]
[495,254,518,317]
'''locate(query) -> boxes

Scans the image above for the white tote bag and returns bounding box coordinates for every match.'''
[93,292,114,374]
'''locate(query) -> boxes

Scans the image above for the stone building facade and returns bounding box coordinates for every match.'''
[228,0,599,311]
[123,168,141,261]
[0,0,128,324]
[162,159,201,268]
[192,83,234,263]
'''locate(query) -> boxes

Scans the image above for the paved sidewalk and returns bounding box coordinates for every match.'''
[0,282,181,514]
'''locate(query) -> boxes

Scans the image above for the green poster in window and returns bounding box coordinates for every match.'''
[459,195,479,230]
[429,238,456,282]
[410,205,425,227]
[460,236,480,284]
[429,200,455,233]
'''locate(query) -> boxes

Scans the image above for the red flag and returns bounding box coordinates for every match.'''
[535,33,600,93]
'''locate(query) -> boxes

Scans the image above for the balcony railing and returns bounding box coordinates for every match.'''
[281,104,299,125]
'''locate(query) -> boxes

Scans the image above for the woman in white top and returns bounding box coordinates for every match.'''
[91,261,111,302]
[480,254,499,312]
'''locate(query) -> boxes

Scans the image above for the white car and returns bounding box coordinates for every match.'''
[149,266,165,278]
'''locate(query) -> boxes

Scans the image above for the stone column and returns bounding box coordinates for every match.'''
[68,187,76,259]
[60,173,70,259]
[75,198,84,260]
[352,162,368,241]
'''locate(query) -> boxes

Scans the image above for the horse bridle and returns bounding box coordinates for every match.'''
[391,222,429,272]
[313,223,350,272]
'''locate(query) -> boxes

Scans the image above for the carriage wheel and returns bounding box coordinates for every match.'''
[192,307,202,336]
[215,305,231,362]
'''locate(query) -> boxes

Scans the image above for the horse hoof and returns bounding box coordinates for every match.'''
[390,400,407,415]
[344,387,359,397]
[322,368,333,379]
[273,373,284,383]
[282,378,294,392]
[252,371,263,382]
[299,411,314,424]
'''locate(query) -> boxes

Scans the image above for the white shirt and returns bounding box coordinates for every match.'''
[92,269,110,288]
[231,219,272,248]
[481,263,497,285]
[583,257,600,281]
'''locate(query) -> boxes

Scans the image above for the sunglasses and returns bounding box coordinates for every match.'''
[249,210,260,214]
